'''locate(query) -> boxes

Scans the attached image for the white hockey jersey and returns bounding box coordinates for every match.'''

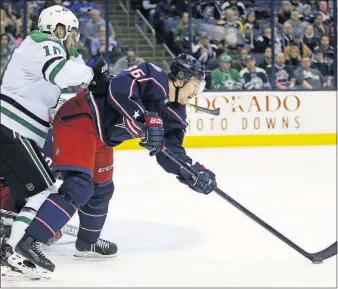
[0,30,93,147]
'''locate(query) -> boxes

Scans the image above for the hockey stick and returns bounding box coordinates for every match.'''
[161,147,337,264]
[188,104,220,116]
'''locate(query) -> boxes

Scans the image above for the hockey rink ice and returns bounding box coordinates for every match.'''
[2,145,337,287]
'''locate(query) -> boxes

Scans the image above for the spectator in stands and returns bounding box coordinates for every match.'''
[232,47,248,71]
[280,22,293,51]
[253,27,271,53]
[306,0,319,14]
[68,0,100,16]
[218,7,243,32]
[153,0,178,42]
[1,7,15,34]
[15,7,33,38]
[311,48,333,87]
[192,31,217,66]
[211,54,241,90]
[266,52,296,89]
[277,1,292,25]
[289,0,303,14]
[142,0,158,24]
[0,33,15,72]
[240,55,271,90]
[318,0,330,23]
[258,47,272,70]
[27,2,39,30]
[112,47,145,75]
[91,26,106,56]
[222,32,246,61]
[194,0,222,20]
[284,45,301,69]
[294,56,324,89]
[243,11,261,40]
[221,0,246,19]
[97,32,113,55]
[286,9,308,34]
[85,9,117,46]
[243,23,255,51]
[314,35,335,63]
[156,0,177,19]
[313,13,328,40]
[3,4,17,28]
[300,4,314,24]
[176,0,188,17]
[328,23,334,46]
[284,30,312,58]
[303,24,318,52]
[173,11,199,55]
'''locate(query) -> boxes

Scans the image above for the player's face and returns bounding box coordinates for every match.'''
[178,77,205,105]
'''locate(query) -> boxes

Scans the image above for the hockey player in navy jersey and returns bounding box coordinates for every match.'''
[5,54,217,278]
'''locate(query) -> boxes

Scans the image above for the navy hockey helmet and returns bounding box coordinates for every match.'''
[168,54,205,103]
[168,54,205,83]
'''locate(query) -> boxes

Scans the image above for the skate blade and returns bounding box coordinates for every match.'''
[1,265,16,276]
[73,249,117,259]
[7,252,52,279]
[1,268,40,281]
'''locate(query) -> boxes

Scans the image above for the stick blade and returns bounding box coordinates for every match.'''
[211,107,220,116]
[309,241,337,263]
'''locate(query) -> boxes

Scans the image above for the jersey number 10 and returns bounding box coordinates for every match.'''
[43,45,62,57]
[125,66,145,79]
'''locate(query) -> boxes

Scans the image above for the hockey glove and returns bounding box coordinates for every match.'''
[177,162,216,195]
[139,112,164,156]
[87,55,112,94]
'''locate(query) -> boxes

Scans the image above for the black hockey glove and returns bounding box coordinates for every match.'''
[177,162,216,195]
[87,55,112,94]
[139,112,164,156]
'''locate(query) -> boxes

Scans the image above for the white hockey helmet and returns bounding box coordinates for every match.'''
[38,5,80,41]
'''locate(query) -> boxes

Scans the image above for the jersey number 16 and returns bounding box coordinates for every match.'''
[125,66,145,79]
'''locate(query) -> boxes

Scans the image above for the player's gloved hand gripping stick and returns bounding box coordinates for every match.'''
[139,112,164,156]
[177,162,216,195]
[161,146,337,264]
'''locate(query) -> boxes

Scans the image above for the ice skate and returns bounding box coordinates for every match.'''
[7,234,55,279]
[74,238,117,258]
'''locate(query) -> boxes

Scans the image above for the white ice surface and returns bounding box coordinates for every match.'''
[2,146,337,287]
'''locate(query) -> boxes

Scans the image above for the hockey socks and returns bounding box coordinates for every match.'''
[6,182,59,248]
[26,193,76,243]
[78,204,108,243]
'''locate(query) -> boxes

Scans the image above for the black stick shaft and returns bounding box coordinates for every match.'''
[188,104,220,116]
[161,147,312,260]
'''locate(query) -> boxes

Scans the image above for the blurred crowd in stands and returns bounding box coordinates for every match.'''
[0,0,139,80]
[1,0,336,91]
[138,0,336,90]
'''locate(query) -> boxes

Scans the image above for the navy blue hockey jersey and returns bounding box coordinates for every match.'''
[88,62,192,175]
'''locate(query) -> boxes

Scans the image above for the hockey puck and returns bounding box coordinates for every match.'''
[312,259,323,264]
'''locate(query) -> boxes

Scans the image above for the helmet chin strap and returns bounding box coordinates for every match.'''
[172,80,186,104]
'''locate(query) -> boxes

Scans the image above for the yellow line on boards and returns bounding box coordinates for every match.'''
[114,134,337,150]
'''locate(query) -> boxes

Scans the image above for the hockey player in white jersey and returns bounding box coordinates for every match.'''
[1,5,93,147]
[0,5,104,276]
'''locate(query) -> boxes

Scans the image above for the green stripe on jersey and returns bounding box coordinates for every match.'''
[29,30,66,52]
[15,216,32,225]
[70,46,79,57]
[49,59,67,84]
[0,106,48,138]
